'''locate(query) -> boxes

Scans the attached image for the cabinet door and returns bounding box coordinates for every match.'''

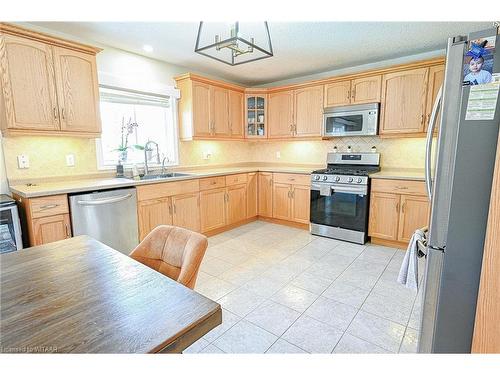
[380,68,428,135]
[268,90,294,138]
[200,187,226,232]
[398,195,430,242]
[351,75,382,104]
[294,85,323,137]
[229,90,244,138]
[226,184,247,225]
[273,183,292,221]
[137,198,172,241]
[368,192,400,241]
[32,214,71,246]
[172,193,201,233]
[0,34,59,131]
[258,172,273,217]
[53,47,101,133]
[424,64,445,133]
[247,172,258,218]
[192,81,212,137]
[211,86,230,137]
[324,81,351,107]
[291,184,310,224]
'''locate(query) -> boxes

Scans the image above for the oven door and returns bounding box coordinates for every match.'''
[0,205,23,254]
[323,107,378,137]
[310,182,369,233]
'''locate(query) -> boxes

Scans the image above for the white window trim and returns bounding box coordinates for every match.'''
[95,85,180,171]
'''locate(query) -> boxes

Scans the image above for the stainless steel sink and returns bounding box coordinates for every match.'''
[127,172,192,181]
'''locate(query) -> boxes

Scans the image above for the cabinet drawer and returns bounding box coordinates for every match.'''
[199,176,226,191]
[371,178,426,196]
[29,195,69,218]
[137,179,199,201]
[273,173,310,186]
[225,173,248,186]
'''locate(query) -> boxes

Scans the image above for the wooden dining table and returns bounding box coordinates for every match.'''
[0,235,221,353]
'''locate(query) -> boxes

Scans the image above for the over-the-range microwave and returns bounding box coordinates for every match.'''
[323,102,379,137]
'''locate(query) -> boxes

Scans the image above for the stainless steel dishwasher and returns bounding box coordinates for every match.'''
[69,188,138,254]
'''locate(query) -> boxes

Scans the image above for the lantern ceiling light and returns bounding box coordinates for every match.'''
[194,22,273,66]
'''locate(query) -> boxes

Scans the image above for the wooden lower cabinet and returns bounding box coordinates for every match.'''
[172,193,201,233]
[246,172,258,218]
[226,184,247,225]
[200,187,227,232]
[32,214,71,246]
[258,172,273,217]
[291,185,311,224]
[368,179,430,248]
[273,183,292,220]
[138,198,172,241]
[368,192,400,241]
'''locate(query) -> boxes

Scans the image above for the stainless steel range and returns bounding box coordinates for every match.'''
[310,152,380,244]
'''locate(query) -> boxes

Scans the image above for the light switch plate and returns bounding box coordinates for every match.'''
[202,151,212,160]
[276,151,281,159]
[66,154,75,167]
[17,154,29,169]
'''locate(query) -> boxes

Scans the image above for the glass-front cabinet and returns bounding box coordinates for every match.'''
[245,94,267,138]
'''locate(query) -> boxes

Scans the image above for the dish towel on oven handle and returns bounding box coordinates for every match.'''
[397,228,425,290]
[319,184,332,196]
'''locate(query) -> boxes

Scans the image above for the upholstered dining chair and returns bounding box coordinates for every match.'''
[129,225,208,289]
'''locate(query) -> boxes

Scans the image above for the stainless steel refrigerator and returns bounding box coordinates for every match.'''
[419,27,500,353]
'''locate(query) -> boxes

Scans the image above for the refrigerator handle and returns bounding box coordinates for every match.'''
[425,85,443,201]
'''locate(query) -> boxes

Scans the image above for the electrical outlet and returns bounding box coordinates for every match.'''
[202,150,212,160]
[66,154,75,167]
[17,154,29,169]
[276,151,281,159]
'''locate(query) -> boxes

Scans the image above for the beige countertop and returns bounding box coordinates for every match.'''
[9,165,318,198]
[9,165,426,198]
[370,168,426,181]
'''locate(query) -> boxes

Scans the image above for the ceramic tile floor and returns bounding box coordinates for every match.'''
[185,220,425,354]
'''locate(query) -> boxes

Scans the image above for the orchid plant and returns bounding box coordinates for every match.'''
[114,117,144,164]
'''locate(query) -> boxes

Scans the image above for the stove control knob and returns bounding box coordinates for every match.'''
[357,178,363,183]
[335,176,341,182]
[314,175,320,181]
[322,176,328,181]
[348,177,354,183]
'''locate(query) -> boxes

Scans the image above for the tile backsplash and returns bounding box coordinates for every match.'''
[1,135,428,182]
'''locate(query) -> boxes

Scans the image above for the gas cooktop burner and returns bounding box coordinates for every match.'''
[313,168,371,176]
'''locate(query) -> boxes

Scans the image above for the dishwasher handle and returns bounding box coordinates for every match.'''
[76,193,133,206]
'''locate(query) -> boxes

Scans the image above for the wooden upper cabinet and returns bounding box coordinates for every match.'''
[268,90,294,138]
[192,81,212,137]
[380,67,429,135]
[0,34,59,131]
[172,193,200,233]
[397,195,430,242]
[211,85,230,137]
[53,47,101,134]
[258,172,273,217]
[247,173,258,218]
[368,192,400,241]
[229,90,244,138]
[351,75,381,104]
[294,85,323,137]
[324,81,351,107]
[425,64,445,133]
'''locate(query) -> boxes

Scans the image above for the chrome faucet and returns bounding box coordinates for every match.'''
[144,140,160,175]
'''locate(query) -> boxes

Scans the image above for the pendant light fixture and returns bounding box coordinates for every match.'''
[194,22,273,66]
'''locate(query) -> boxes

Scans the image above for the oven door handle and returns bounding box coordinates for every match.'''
[311,183,367,195]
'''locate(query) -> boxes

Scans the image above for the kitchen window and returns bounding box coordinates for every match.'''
[96,86,179,169]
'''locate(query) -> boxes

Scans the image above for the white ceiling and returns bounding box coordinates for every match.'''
[32,21,492,86]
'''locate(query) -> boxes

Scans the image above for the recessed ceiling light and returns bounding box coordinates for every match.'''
[143,45,154,53]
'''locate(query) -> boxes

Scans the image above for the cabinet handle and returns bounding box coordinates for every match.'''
[395,186,408,190]
[173,203,176,214]
[420,114,424,124]
[351,89,356,99]
[396,202,400,212]
[347,90,350,100]
[65,224,70,238]
[53,107,58,119]
[426,113,431,125]
[39,204,59,210]
[168,204,172,215]
[402,202,406,213]
[61,108,66,120]
[291,189,295,199]
[269,179,273,186]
